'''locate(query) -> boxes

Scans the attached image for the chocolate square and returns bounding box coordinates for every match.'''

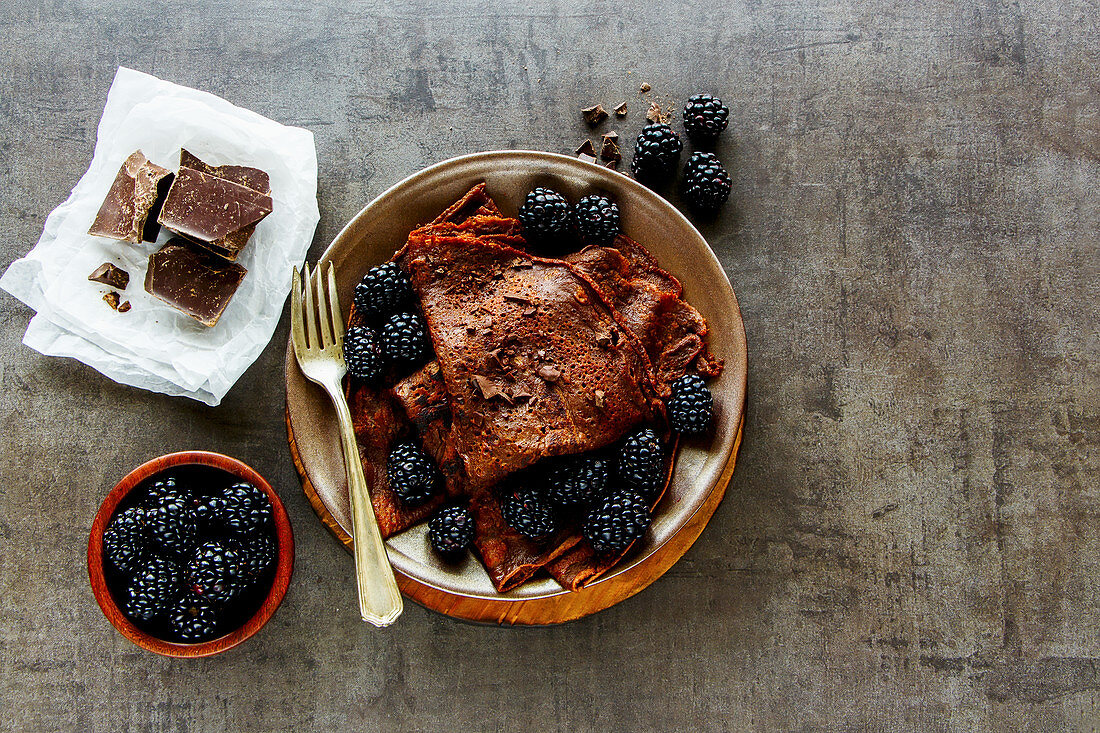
[144,239,247,327]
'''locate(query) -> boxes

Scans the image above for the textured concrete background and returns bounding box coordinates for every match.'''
[1,0,1098,731]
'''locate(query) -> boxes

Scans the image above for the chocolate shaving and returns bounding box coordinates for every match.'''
[512,387,534,400]
[581,104,609,126]
[536,363,561,382]
[503,292,532,304]
[103,291,121,310]
[473,375,510,401]
[614,102,627,117]
[575,139,597,157]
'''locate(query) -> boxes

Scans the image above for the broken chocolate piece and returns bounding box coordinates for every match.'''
[614,102,627,117]
[575,139,597,157]
[578,153,598,164]
[141,172,175,242]
[179,149,270,194]
[536,363,562,382]
[144,239,247,327]
[473,375,509,401]
[102,291,121,310]
[639,82,651,93]
[88,262,129,290]
[118,300,132,313]
[600,134,621,163]
[581,104,609,126]
[645,101,664,123]
[88,151,172,244]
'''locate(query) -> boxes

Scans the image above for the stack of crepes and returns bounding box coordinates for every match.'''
[344,184,723,592]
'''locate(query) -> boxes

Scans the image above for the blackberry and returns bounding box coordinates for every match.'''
[124,556,183,622]
[103,506,148,575]
[387,442,441,506]
[144,477,189,508]
[194,494,230,532]
[186,540,245,604]
[343,325,384,382]
[427,505,476,556]
[239,534,277,581]
[353,261,413,320]
[682,93,730,141]
[499,488,557,540]
[573,194,621,246]
[381,312,429,366]
[583,489,652,555]
[617,427,665,499]
[168,596,219,643]
[682,152,731,212]
[667,373,714,434]
[219,482,273,535]
[518,187,573,241]
[145,488,198,558]
[543,454,611,508]
[631,123,683,183]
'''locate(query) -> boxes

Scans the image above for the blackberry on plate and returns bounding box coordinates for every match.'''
[427,505,475,556]
[239,534,276,580]
[500,488,557,540]
[381,312,429,366]
[583,489,652,555]
[103,506,148,575]
[631,123,683,183]
[168,595,220,643]
[387,442,441,506]
[543,454,611,508]
[186,540,245,604]
[124,556,183,623]
[218,482,273,535]
[518,187,573,241]
[353,261,413,321]
[343,325,384,382]
[573,194,621,247]
[667,373,714,434]
[145,488,198,558]
[682,93,730,141]
[617,426,665,499]
[683,152,731,212]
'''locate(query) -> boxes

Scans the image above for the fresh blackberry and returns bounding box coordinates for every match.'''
[617,426,665,499]
[667,373,714,434]
[144,476,189,508]
[387,442,441,506]
[103,506,148,575]
[193,494,229,532]
[682,152,731,212]
[583,489,652,555]
[573,194,621,246]
[631,123,683,183]
[186,540,245,604]
[168,596,219,643]
[353,261,413,320]
[427,505,475,556]
[145,488,198,558]
[343,325,384,382]
[381,312,429,366]
[239,534,277,581]
[682,93,730,141]
[518,187,573,241]
[543,454,611,508]
[218,482,273,535]
[124,556,183,622]
[499,488,557,540]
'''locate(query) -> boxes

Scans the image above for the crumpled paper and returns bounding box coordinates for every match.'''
[0,67,319,406]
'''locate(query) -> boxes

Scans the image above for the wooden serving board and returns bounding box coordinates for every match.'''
[286,409,743,625]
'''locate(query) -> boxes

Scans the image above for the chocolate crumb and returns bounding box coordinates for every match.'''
[594,389,606,408]
[575,139,597,157]
[88,262,129,290]
[614,102,627,117]
[596,334,612,348]
[646,101,665,123]
[578,153,598,164]
[503,292,532,304]
[536,363,562,382]
[581,104,609,126]
[118,301,132,313]
[103,291,121,310]
[640,82,651,93]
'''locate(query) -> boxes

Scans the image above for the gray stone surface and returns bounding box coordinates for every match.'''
[1,0,1098,730]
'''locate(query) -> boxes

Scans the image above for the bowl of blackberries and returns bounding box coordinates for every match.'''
[88,451,293,657]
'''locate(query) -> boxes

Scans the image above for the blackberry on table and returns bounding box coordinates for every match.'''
[500,488,557,540]
[518,187,573,241]
[145,489,199,558]
[631,123,683,184]
[343,325,384,382]
[186,540,245,604]
[218,482,273,535]
[682,93,730,142]
[683,152,731,212]
[427,505,476,556]
[353,261,413,321]
[103,506,148,575]
[381,312,429,366]
[387,442,441,506]
[617,426,665,500]
[124,556,183,623]
[573,194,621,247]
[667,373,714,434]
[168,596,220,643]
[583,489,652,555]
[543,454,611,508]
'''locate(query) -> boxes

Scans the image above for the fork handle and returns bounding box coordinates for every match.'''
[326,383,404,627]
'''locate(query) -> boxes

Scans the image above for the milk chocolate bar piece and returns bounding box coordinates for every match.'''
[144,239,247,327]
[158,166,273,261]
[88,262,129,290]
[179,149,270,194]
[88,151,173,243]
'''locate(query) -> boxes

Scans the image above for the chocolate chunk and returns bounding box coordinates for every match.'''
[512,387,534,401]
[536,363,561,382]
[118,300,132,313]
[144,239,247,327]
[614,102,627,117]
[600,135,621,163]
[581,104,609,126]
[575,139,597,157]
[594,389,606,408]
[473,375,513,403]
[639,82,651,93]
[179,149,270,194]
[88,262,129,290]
[645,101,665,123]
[578,153,598,164]
[102,291,121,310]
[88,151,173,244]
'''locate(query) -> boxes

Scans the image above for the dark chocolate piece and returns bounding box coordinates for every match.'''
[118,300,132,313]
[88,151,172,244]
[144,239,247,327]
[179,149,270,194]
[578,153,598,165]
[614,102,627,117]
[574,139,597,157]
[581,104,609,126]
[600,134,621,163]
[88,262,129,290]
[158,167,273,261]
[141,172,174,242]
[103,291,121,310]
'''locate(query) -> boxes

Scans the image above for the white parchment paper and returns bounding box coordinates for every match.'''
[1,67,319,405]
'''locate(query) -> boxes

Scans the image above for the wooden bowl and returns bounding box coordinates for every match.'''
[285,151,747,624]
[87,451,294,657]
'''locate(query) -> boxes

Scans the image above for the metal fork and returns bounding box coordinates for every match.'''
[291,262,403,627]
